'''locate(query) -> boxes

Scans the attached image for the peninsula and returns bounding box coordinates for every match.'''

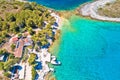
[80,0,120,22]
[0,0,61,80]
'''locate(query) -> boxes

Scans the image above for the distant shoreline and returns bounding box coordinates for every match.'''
[79,0,120,22]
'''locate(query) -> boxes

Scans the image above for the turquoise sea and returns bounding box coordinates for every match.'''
[29,0,120,80]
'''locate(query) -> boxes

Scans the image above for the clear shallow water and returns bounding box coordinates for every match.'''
[54,15,120,80]
[29,0,120,80]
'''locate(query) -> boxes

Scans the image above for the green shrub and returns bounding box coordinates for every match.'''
[0,62,4,70]
[11,44,16,51]
[13,5,18,9]
[4,72,11,78]
[28,53,36,65]
[31,67,37,80]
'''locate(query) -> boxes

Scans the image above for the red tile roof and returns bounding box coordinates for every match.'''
[24,38,28,43]
[14,39,24,58]
[12,37,18,42]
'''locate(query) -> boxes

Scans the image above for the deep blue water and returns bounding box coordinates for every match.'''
[29,0,90,10]
[28,0,120,80]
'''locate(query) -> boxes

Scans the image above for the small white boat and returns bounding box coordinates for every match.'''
[51,56,61,65]
[50,68,54,72]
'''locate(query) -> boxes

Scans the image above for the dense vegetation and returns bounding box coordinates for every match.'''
[98,0,120,18]
[0,0,57,79]
[28,53,37,80]
[28,53,36,65]
[31,66,37,80]
[0,49,19,78]
[0,0,56,46]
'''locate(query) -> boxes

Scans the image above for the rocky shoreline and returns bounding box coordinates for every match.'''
[80,0,120,22]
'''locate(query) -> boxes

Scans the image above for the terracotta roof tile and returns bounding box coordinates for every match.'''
[14,39,24,58]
